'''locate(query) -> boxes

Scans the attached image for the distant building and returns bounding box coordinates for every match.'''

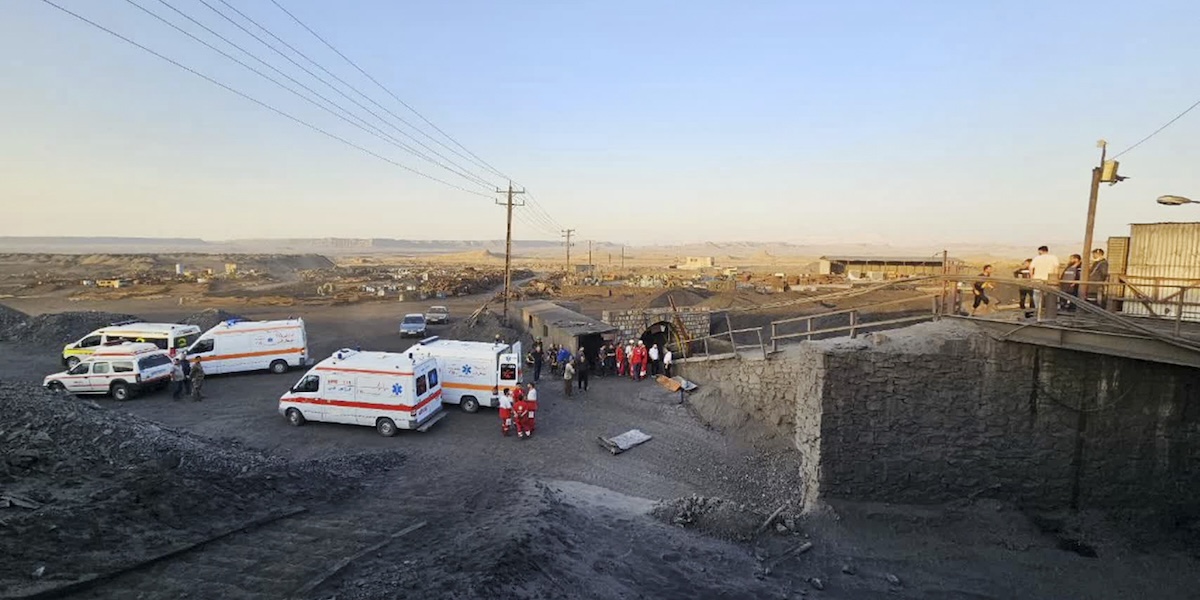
[224,263,238,275]
[818,256,963,278]
[679,256,716,270]
[519,300,618,357]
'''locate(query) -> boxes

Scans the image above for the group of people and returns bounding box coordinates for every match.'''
[170,354,205,402]
[615,339,672,380]
[523,337,676,399]
[971,245,1110,316]
[497,382,537,439]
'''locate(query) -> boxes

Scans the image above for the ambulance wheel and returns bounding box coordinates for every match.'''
[110,382,131,402]
[460,396,480,413]
[269,360,289,374]
[66,356,81,369]
[376,417,398,437]
[286,408,306,427]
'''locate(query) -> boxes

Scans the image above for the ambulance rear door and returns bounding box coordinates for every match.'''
[498,344,520,390]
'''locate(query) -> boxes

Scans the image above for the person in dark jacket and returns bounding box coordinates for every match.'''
[1088,248,1109,305]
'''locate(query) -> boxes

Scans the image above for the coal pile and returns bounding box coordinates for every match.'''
[0,303,29,335]
[0,310,141,346]
[182,308,245,331]
[445,309,524,345]
[0,382,401,593]
[652,495,766,542]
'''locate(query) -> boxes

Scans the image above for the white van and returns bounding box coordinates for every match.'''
[44,343,174,401]
[409,336,522,413]
[185,318,310,375]
[62,321,201,368]
[279,348,447,436]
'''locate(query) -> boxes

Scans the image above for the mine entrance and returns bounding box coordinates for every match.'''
[640,321,671,351]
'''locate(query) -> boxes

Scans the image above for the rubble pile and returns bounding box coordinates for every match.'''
[0,310,140,346]
[652,495,767,542]
[0,382,401,591]
[0,303,29,334]
[445,310,525,345]
[183,308,246,331]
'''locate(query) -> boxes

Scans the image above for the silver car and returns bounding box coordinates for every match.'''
[399,313,427,337]
[425,305,450,324]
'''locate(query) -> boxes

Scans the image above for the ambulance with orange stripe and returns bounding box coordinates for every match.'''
[408,336,521,413]
[279,348,447,436]
[184,318,310,375]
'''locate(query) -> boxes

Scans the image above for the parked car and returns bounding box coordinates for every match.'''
[44,342,173,401]
[425,305,450,324]
[399,313,427,337]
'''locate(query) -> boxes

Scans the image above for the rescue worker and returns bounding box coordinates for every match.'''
[512,390,532,439]
[632,341,648,381]
[563,358,576,398]
[189,356,206,401]
[615,342,626,377]
[170,358,187,401]
[498,388,514,436]
[625,340,636,380]
[524,382,538,436]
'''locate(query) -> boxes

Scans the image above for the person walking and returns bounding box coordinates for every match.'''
[1088,248,1109,306]
[170,358,187,401]
[971,265,994,317]
[1029,245,1061,319]
[563,359,575,398]
[498,388,514,436]
[532,340,544,382]
[1014,258,1033,312]
[512,391,531,440]
[648,343,661,377]
[189,356,206,401]
[663,347,673,377]
[576,355,590,393]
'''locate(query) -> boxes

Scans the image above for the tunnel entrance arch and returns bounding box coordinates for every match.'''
[640,321,672,352]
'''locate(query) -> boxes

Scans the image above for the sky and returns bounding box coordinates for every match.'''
[3,0,1200,248]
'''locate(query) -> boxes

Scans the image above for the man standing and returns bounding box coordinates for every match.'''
[563,359,575,398]
[170,358,187,401]
[532,340,544,382]
[1014,258,1033,311]
[663,347,674,377]
[1059,254,1082,311]
[498,388,514,436]
[524,383,538,436]
[1088,248,1109,306]
[189,356,206,401]
[556,346,571,376]
[512,391,531,440]
[615,342,626,377]
[605,343,617,376]
[624,340,636,380]
[1029,246,1061,319]
[971,265,994,317]
[648,343,661,377]
[576,355,590,393]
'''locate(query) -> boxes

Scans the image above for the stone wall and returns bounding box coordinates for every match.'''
[677,321,1200,520]
[602,308,711,342]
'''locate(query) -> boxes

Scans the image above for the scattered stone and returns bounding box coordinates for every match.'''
[886,573,902,586]
[841,563,856,575]
[775,522,789,533]
[30,565,45,579]
[808,576,825,590]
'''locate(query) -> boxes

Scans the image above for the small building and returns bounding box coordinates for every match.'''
[818,256,963,278]
[519,300,618,358]
[1111,222,1200,321]
[225,263,239,275]
[679,256,716,270]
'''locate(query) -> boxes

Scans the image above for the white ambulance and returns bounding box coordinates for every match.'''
[278,348,447,436]
[62,321,201,368]
[409,336,522,413]
[185,318,310,375]
[44,343,174,401]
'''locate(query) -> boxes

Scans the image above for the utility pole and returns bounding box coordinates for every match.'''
[561,229,575,273]
[621,245,625,269]
[588,240,593,267]
[1079,140,1123,305]
[495,182,525,324]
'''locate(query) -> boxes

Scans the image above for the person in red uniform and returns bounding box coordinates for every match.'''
[512,390,532,440]
[615,343,626,377]
[523,383,538,436]
[498,388,514,436]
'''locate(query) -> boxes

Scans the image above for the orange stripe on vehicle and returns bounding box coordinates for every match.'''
[205,348,305,361]
[283,389,441,413]
[313,366,414,376]
[210,326,303,335]
[443,382,497,392]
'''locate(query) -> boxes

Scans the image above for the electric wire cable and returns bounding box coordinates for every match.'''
[1111,96,1200,159]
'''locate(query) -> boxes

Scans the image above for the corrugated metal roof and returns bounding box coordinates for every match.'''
[1127,222,1200,281]
[519,301,617,336]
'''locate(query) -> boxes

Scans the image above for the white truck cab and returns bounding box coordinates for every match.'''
[279,348,447,436]
[44,343,174,401]
[409,336,522,413]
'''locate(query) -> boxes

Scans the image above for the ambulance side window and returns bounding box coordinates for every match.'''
[428,368,439,388]
[150,338,169,350]
[79,335,102,348]
[293,375,320,393]
[112,361,135,373]
[191,339,215,354]
[92,362,110,375]
[500,364,517,380]
[416,375,428,396]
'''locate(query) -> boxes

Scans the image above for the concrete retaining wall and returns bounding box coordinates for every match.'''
[677,321,1200,519]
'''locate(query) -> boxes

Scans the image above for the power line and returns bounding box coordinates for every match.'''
[268,0,511,181]
[198,0,499,189]
[1111,96,1200,159]
[37,0,492,198]
[142,0,496,191]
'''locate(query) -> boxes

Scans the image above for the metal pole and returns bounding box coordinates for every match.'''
[1175,285,1185,336]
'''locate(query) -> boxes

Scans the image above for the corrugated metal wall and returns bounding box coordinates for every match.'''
[1121,224,1200,321]
[1106,236,1129,274]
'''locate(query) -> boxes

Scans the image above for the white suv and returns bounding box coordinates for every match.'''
[44,343,174,401]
